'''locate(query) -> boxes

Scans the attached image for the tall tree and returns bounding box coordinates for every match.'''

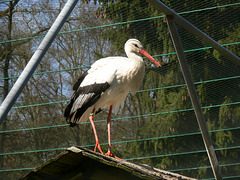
[0,0,19,172]
[0,1,114,179]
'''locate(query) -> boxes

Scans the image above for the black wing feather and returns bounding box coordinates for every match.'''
[64,81,110,126]
[73,71,88,91]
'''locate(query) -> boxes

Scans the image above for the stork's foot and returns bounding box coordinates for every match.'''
[94,141,103,154]
[105,151,121,160]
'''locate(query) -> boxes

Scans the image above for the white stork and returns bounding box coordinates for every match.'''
[64,39,161,158]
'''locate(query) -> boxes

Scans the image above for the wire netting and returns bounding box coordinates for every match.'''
[0,0,240,179]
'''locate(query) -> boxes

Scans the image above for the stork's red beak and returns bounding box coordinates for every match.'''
[139,49,162,67]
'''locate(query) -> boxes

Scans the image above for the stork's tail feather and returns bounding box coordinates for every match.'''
[64,100,74,119]
[64,105,85,126]
[64,99,76,124]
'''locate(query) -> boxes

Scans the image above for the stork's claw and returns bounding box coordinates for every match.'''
[105,151,121,160]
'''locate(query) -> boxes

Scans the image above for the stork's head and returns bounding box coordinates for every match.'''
[124,38,161,67]
[124,39,143,54]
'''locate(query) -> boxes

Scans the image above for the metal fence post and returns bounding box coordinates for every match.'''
[0,0,79,124]
[166,16,222,180]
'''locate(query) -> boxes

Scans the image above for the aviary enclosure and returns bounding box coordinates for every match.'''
[0,0,240,179]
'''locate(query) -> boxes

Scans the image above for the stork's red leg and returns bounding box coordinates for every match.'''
[89,109,103,154]
[105,105,121,159]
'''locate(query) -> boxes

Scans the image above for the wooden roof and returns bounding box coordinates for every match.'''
[21,146,196,180]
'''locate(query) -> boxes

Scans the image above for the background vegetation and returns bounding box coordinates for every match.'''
[0,0,239,179]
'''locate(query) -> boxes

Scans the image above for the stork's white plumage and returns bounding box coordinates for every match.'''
[64,39,161,158]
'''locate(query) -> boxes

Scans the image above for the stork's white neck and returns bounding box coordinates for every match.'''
[125,51,145,93]
[126,51,144,67]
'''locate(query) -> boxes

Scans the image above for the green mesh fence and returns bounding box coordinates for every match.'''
[0,0,239,179]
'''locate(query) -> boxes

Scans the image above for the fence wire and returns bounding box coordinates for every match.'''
[0,0,239,179]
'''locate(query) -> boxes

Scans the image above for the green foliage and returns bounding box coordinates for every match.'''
[1,0,239,179]
[90,0,240,178]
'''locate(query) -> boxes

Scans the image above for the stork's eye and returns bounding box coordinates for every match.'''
[134,44,139,48]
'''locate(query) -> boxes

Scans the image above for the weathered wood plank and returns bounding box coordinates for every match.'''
[20,146,197,180]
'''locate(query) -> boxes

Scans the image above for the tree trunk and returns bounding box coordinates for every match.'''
[0,0,13,170]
